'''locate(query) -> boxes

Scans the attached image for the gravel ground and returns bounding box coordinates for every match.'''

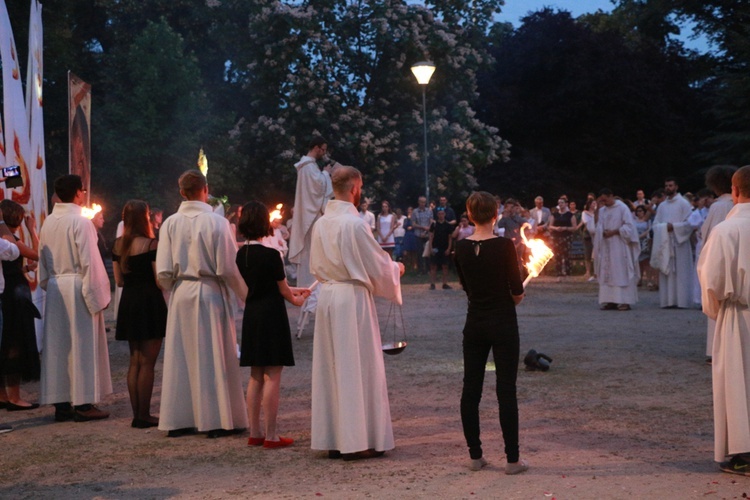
[1,276,745,499]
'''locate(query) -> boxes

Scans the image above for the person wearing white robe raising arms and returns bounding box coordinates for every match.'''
[700,165,738,363]
[697,165,750,475]
[38,175,112,422]
[310,166,405,461]
[650,177,695,308]
[594,189,641,311]
[288,137,335,302]
[156,170,249,438]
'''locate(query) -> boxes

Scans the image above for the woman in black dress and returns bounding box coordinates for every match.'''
[0,200,41,411]
[236,201,309,449]
[454,191,528,474]
[112,200,167,429]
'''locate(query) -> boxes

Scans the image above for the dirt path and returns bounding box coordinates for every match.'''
[1,277,745,499]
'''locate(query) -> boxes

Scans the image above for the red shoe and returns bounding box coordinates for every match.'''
[247,436,265,446]
[263,436,293,448]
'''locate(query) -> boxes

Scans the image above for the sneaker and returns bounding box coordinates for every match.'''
[0,424,13,434]
[505,459,529,475]
[720,455,750,476]
[429,284,436,290]
[587,276,597,282]
[469,457,488,471]
[442,284,452,290]
[73,404,110,422]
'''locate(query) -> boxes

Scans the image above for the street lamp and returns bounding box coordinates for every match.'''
[411,61,436,202]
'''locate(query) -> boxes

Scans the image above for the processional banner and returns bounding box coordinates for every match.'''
[68,72,91,205]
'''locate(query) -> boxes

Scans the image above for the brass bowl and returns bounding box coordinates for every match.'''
[382,341,407,355]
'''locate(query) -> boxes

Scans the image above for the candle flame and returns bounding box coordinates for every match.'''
[197,148,208,177]
[269,203,283,222]
[520,223,554,286]
[82,203,102,219]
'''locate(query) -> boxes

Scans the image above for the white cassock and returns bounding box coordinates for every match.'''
[156,201,248,432]
[310,199,402,454]
[697,203,750,462]
[701,193,735,356]
[594,200,640,305]
[38,203,112,405]
[289,156,332,287]
[650,194,694,308]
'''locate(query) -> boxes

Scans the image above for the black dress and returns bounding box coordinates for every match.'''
[112,245,167,342]
[0,243,41,381]
[236,243,294,367]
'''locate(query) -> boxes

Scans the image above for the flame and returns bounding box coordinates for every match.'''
[520,223,554,286]
[197,148,208,177]
[81,203,102,219]
[269,203,283,222]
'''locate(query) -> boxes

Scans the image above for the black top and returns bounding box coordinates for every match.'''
[430,220,454,251]
[454,237,524,313]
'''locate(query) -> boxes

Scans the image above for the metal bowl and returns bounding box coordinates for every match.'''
[382,341,407,355]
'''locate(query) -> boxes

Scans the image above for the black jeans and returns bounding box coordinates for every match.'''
[460,315,520,462]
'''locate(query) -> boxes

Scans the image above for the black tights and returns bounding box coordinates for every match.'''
[460,324,519,462]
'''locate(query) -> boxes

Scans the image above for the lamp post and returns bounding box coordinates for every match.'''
[410,61,436,202]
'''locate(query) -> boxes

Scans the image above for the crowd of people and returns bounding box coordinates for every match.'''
[0,136,749,477]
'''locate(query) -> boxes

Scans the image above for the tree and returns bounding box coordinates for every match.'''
[94,19,215,211]
[230,0,509,205]
[476,8,708,203]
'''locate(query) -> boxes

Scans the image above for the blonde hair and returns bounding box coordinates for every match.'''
[332,166,362,195]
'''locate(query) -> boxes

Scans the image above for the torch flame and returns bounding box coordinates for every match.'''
[82,203,102,219]
[269,203,283,222]
[520,223,554,287]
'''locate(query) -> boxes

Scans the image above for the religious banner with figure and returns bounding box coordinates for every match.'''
[68,71,91,205]
[0,0,32,205]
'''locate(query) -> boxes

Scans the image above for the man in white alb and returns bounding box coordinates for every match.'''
[697,165,750,475]
[650,177,694,308]
[288,137,336,325]
[310,166,404,461]
[38,175,112,422]
[594,189,640,311]
[156,170,248,438]
[700,165,737,362]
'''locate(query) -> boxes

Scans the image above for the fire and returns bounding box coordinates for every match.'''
[82,203,102,219]
[520,223,554,287]
[269,203,283,222]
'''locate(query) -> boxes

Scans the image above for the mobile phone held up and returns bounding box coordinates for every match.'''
[1,166,22,188]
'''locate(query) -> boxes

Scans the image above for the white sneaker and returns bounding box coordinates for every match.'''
[469,457,488,471]
[505,459,529,475]
[587,276,596,282]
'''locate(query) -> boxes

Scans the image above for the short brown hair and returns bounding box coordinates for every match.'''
[178,170,207,198]
[332,166,362,195]
[734,165,750,198]
[466,191,497,225]
[0,200,25,228]
[706,165,737,196]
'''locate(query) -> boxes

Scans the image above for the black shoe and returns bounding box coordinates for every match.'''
[54,403,75,422]
[206,428,245,439]
[7,402,40,412]
[720,454,750,476]
[342,449,385,461]
[0,424,12,434]
[442,284,452,290]
[132,418,159,429]
[167,427,197,438]
[429,284,436,290]
[328,450,342,459]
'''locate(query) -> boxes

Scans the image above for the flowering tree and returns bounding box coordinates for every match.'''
[231,0,509,205]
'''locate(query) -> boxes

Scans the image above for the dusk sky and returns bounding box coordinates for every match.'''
[495,0,710,51]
